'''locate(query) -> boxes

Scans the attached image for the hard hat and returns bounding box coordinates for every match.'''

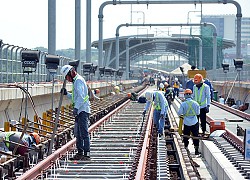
[30,132,41,145]
[127,93,132,98]
[184,89,192,94]
[159,83,164,89]
[145,91,153,101]
[164,82,169,87]
[194,74,203,84]
[95,89,100,94]
[174,78,178,81]
[60,65,73,77]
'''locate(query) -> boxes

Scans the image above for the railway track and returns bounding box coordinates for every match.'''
[172,97,250,179]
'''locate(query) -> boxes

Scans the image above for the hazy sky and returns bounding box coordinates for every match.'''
[0,0,249,50]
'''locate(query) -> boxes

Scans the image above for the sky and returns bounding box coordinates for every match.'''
[0,0,249,50]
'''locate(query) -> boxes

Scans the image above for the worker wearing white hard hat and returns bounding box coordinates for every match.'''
[60,65,91,161]
[142,91,169,137]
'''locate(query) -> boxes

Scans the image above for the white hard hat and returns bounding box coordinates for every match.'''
[159,83,164,89]
[61,65,73,77]
[145,91,153,101]
[175,77,178,81]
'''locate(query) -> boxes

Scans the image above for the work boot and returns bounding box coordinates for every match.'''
[70,153,85,160]
[195,146,200,155]
[83,152,91,160]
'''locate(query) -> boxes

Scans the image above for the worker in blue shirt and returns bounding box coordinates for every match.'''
[61,65,91,161]
[178,89,200,155]
[204,78,214,101]
[192,74,211,135]
[142,91,168,136]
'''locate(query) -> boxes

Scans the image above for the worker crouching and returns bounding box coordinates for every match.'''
[142,91,168,137]
[0,131,40,156]
[178,89,200,155]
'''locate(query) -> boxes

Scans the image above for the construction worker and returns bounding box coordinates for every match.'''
[172,78,180,98]
[142,91,168,137]
[60,65,91,160]
[193,74,211,135]
[164,82,174,109]
[177,89,200,155]
[0,132,40,156]
[159,83,165,91]
[114,86,120,94]
[92,88,102,101]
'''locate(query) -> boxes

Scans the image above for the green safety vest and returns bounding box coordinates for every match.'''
[184,101,196,117]
[5,132,15,148]
[153,92,168,110]
[72,75,89,107]
[194,84,206,106]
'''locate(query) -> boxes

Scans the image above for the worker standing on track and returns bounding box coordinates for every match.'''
[61,65,91,161]
[193,74,211,135]
[178,89,200,155]
[172,78,180,98]
[142,91,168,137]
[164,82,174,109]
[0,131,40,156]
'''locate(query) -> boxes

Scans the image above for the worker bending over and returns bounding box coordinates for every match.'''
[142,91,168,137]
[0,131,40,156]
[193,74,211,135]
[178,89,200,155]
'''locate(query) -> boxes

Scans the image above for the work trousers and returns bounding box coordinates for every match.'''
[74,111,90,155]
[197,107,207,132]
[183,122,199,147]
[153,109,166,135]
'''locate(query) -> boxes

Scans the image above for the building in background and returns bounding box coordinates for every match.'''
[202,15,250,64]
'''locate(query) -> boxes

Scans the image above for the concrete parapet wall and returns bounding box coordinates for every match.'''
[201,140,245,180]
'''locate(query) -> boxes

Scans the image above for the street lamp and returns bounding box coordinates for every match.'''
[45,54,60,111]
[234,59,243,105]
[116,69,124,84]
[222,63,229,99]
[69,60,80,72]
[83,63,93,81]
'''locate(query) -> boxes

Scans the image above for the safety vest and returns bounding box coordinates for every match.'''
[184,101,196,117]
[194,84,206,106]
[153,92,168,110]
[173,82,179,88]
[5,132,15,148]
[72,75,89,107]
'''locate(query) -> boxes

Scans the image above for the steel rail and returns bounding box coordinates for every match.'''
[135,106,153,180]
[212,100,250,120]
[17,99,131,180]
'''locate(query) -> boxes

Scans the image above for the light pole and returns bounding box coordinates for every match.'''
[234,59,243,106]
[222,63,229,99]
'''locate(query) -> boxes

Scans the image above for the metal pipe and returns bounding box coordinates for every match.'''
[86,0,91,63]
[98,0,241,71]
[116,23,216,70]
[75,0,81,71]
[48,0,56,55]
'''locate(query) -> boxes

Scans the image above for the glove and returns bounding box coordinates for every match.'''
[142,110,146,116]
[73,108,78,116]
[60,88,67,95]
[205,105,210,113]
[160,114,164,119]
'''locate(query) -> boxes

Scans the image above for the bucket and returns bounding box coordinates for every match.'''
[210,121,225,133]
